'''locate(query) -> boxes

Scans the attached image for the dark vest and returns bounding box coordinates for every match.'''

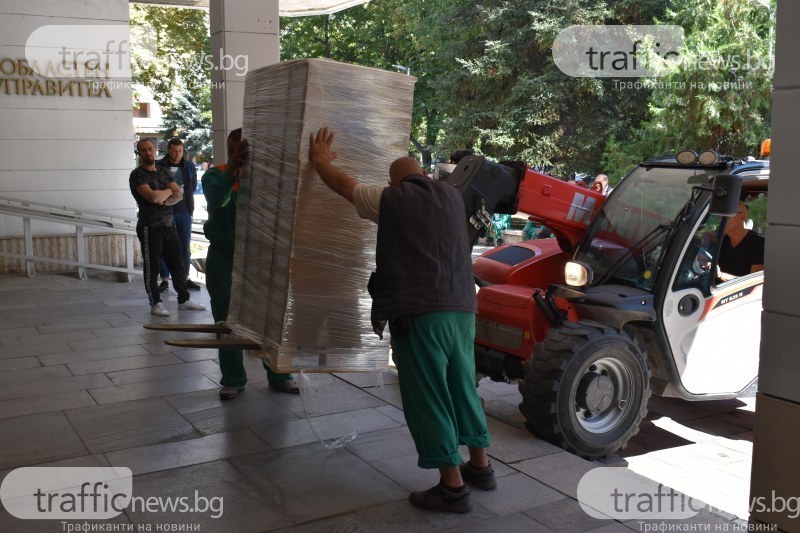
[372,174,477,319]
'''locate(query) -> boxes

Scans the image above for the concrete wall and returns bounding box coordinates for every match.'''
[749,1,800,531]
[0,0,135,237]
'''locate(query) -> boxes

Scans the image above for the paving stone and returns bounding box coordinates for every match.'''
[88,374,219,404]
[0,356,40,372]
[525,496,613,532]
[183,390,299,436]
[37,318,114,335]
[344,426,419,463]
[484,417,563,463]
[67,333,169,352]
[230,445,408,523]
[375,404,407,425]
[587,523,637,532]
[0,390,96,420]
[273,513,376,533]
[0,373,113,401]
[106,429,271,475]
[67,353,183,376]
[19,330,97,346]
[363,382,404,409]
[124,460,292,532]
[65,397,197,453]
[247,417,320,450]
[173,347,218,362]
[683,416,756,439]
[473,472,564,515]
[450,512,555,533]
[0,364,72,385]
[0,411,87,469]
[38,344,152,366]
[355,498,497,532]
[0,341,73,360]
[104,359,218,385]
[512,452,597,499]
[0,326,38,338]
[334,370,399,388]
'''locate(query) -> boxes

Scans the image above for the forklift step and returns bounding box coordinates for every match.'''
[164,337,263,350]
[143,323,233,334]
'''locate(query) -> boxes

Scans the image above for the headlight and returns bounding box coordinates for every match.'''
[676,150,698,165]
[565,261,593,287]
[698,150,720,165]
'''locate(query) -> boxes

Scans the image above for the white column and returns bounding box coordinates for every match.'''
[209,0,280,163]
[750,2,800,531]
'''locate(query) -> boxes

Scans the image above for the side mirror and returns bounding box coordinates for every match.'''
[708,173,743,216]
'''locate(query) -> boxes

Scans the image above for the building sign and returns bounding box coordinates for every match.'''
[0,57,112,97]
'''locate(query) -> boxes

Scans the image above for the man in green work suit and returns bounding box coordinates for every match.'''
[309,127,494,514]
[203,128,298,399]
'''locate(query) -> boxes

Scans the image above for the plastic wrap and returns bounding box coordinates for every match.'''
[228,58,417,374]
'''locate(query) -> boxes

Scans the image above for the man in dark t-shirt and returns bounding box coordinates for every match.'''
[130,139,205,316]
[718,201,765,281]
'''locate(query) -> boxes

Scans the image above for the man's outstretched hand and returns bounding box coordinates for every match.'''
[309,127,338,168]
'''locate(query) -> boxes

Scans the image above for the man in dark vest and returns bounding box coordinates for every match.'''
[309,127,493,514]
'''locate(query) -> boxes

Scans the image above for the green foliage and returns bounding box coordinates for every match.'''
[160,87,213,160]
[129,4,210,110]
[601,0,775,180]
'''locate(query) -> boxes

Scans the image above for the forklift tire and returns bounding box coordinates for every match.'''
[518,320,651,458]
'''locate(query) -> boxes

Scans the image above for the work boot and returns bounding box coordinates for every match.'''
[268,378,300,394]
[219,385,245,400]
[460,462,497,490]
[409,481,471,514]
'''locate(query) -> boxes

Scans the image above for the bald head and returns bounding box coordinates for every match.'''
[389,157,424,186]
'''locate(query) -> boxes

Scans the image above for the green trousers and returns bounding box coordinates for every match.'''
[205,245,290,387]
[392,311,490,469]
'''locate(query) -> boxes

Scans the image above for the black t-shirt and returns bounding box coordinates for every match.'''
[718,231,765,277]
[129,166,175,226]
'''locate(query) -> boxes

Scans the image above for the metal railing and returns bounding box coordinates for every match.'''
[0,195,209,281]
[0,195,140,280]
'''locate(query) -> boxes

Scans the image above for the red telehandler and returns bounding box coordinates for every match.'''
[443,152,768,457]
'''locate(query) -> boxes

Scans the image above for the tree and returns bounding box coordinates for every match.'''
[601,0,775,180]
[160,87,213,161]
[281,2,445,165]
[129,4,210,110]
[420,0,666,177]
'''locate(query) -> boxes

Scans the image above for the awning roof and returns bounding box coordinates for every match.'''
[132,0,370,17]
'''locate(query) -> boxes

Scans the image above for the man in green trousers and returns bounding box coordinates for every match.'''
[203,128,298,399]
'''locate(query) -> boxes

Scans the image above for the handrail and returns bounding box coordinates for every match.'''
[0,195,140,281]
[0,195,207,281]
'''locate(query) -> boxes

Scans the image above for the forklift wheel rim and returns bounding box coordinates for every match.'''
[574,356,633,434]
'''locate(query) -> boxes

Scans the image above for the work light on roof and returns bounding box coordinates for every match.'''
[698,150,720,165]
[676,150,698,165]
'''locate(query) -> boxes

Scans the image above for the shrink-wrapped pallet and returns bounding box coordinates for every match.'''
[227,58,416,373]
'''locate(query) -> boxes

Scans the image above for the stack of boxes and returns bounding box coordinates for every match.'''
[227,58,416,373]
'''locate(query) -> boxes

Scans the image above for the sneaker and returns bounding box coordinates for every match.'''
[460,462,497,490]
[151,302,170,317]
[219,385,245,400]
[409,481,471,514]
[159,279,169,293]
[268,378,300,394]
[186,279,202,290]
[178,299,206,311]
